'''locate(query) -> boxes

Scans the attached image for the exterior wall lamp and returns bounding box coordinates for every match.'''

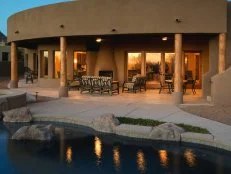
[60,24,64,28]
[15,30,19,34]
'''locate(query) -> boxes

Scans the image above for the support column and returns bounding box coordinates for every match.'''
[160,53,165,84]
[59,37,68,97]
[10,42,18,88]
[173,34,183,104]
[48,50,54,79]
[182,52,185,79]
[218,33,226,74]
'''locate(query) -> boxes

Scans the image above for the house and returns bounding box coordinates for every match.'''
[6,0,231,105]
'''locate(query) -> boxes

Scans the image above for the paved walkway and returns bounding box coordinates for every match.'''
[1,79,231,150]
[27,94,231,149]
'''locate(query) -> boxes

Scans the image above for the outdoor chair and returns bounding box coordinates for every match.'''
[91,77,103,94]
[122,74,141,93]
[24,67,34,84]
[139,77,147,92]
[101,77,113,95]
[159,80,170,94]
[80,76,92,94]
[67,80,80,91]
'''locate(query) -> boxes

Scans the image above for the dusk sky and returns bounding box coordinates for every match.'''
[0,0,72,35]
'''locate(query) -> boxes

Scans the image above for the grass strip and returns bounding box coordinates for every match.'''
[117,117,210,134]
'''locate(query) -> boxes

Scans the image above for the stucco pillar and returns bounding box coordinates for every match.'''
[218,33,226,74]
[48,50,54,79]
[59,37,68,97]
[10,42,18,88]
[160,52,165,84]
[173,34,183,104]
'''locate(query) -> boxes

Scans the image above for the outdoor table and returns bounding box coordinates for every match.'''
[165,80,188,94]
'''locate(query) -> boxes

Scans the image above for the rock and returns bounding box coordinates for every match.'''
[3,107,32,123]
[92,113,120,133]
[12,124,55,141]
[26,94,36,103]
[149,123,185,141]
[0,98,9,120]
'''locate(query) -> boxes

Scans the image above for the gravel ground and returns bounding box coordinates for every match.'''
[181,105,231,126]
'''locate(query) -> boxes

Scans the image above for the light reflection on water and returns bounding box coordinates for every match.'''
[184,149,197,167]
[113,146,121,170]
[94,137,102,165]
[66,146,73,164]
[1,123,231,174]
[159,150,169,168]
[136,150,146,173]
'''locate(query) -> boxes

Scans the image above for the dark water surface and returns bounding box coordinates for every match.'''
[0,123,231,174]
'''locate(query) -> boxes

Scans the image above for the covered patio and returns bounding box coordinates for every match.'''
[18,79,207,105]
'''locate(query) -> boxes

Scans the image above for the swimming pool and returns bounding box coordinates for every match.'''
[0,123,231,174]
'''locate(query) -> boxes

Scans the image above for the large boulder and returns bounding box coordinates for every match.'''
[149,123,185,141]
[92,113,120,133]
[0,98,8,120]
[26,94,36,103]
[3,107,32,123]
[12,124,55,141]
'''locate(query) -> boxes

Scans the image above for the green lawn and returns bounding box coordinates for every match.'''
[117,117,210,134]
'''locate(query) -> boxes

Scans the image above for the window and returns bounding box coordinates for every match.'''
[73,52,87,79]
[40,51,48,77]
[145,53,161,81]
[2,52,9,61]
[164,53,175,75]
[127,53,142,81]
[54,51,61,78]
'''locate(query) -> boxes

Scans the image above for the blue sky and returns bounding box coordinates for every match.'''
[0,0,72,35]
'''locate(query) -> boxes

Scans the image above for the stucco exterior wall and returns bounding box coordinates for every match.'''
[37,41,86,87]
[33,36,209,88]
[7,0,227,42]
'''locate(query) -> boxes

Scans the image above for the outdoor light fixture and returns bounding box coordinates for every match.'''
[175,18,182,23]
[111,29,117,32]
[162,37,168,41]
[96,38,102,43]
[15,30,19,34]
[60,24,64,28]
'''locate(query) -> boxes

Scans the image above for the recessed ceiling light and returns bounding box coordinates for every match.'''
[96,38,102,43]
[162,37,168,41]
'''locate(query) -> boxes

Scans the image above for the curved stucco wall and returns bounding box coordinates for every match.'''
[8,0,227,42]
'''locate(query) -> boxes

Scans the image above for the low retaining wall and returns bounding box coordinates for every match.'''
[0,90,27,119]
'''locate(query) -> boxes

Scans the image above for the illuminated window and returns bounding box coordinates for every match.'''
[127,53,142,81]
[146,53,161,81]
[40,51,48,77]
[73,51,87,79]
[54,51,61,78]
[164,53,175,78]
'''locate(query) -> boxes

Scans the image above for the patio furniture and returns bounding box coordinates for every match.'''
[139,77,147,91]
[24,70,33,84]
[122,74,145,93]
[159,80,171,94]
[67,80,80,91]
[185,79,196,95]
[80,76,114,95]
[80,76,92,94]
[112,81,120,94]
[101,77,113,95]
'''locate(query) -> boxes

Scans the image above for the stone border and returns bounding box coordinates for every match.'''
[32,115,231,152]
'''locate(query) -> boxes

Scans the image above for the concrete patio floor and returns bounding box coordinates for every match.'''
[2,79,231,150]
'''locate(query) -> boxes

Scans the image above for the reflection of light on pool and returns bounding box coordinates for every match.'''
[137,150,146,172]
[159,150,169,168]
[184,149,196,167]
[66,146,72,164]
[113,146,121,170]
[94,137,102,165]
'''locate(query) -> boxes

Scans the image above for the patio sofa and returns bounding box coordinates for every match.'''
[80,76,113,95]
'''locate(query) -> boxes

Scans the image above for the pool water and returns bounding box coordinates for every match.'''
[0,123,231,174]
